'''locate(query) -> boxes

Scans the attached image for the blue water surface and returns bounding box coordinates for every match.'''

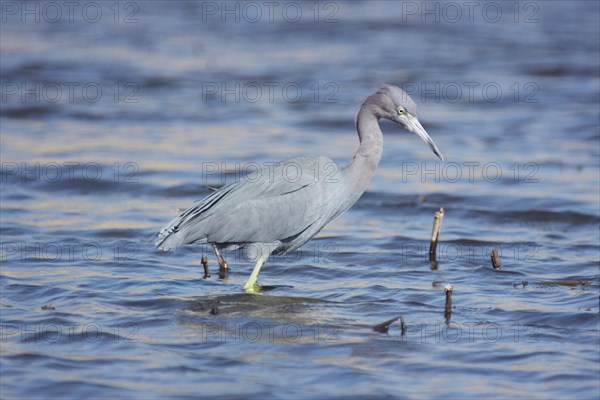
[1,1,599,399]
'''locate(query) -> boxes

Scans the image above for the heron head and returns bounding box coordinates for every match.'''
[374,84,444,161]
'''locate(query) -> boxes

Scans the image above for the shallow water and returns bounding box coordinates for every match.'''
[1,1,599,399]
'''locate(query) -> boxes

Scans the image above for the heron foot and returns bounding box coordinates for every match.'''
[243,283,261,294]
[243,283,290,293]
[212,244,229,278]
[218,260,229,279]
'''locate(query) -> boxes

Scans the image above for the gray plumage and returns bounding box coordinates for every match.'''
[155,84,444,291]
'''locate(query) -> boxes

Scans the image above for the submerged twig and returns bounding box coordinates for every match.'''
[444,284,453,322]
[429,253,439,270]
[201,255,210,278]
[531,280,592,287]
[373,315,403,334]
[491,248,502,270]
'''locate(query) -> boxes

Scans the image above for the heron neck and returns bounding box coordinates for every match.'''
[346,106,383,194]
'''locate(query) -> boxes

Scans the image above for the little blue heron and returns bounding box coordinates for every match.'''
[155,84,443,292]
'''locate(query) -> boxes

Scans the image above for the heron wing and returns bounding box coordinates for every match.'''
[155,155,341,250]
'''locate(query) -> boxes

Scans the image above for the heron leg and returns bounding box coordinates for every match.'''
[212,243,229,277]
[243,256,266,293]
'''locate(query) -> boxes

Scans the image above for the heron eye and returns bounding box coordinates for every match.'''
[397,107,405,115]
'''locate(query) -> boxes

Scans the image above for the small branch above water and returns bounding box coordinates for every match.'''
[491,248,502,270]
[429,207,444,269]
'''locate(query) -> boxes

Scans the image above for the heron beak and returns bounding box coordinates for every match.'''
[405,116,444,162]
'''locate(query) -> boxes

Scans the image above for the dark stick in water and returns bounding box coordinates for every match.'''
[373,315,403,334]
[201,255,211,278]
[444,284,453,322]
[531,280,592,287]
[429,208,444,255]
[491,248,502,270]
[429,208,444,269]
